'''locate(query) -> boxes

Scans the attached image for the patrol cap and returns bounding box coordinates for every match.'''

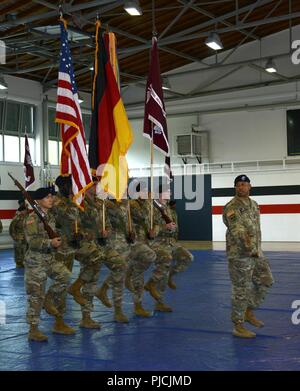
[234,174,250,186]
[55,175,71,188]
[34,187,54,200]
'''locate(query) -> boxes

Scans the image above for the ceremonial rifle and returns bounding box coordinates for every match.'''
[8,172,59,239]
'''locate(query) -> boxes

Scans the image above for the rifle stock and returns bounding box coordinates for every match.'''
[8,172,59,239]
[153,200,173,224]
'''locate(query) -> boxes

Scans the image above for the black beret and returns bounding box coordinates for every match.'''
[234,174,250,186]
[34,187,54,200]
[55,175,71,188]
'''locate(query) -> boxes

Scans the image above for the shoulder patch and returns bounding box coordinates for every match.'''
[26,218,35,225]
[226,210,235,217]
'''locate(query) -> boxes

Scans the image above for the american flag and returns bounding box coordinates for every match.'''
[55,19,92,207]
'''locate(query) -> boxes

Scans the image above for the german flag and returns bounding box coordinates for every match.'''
[88,21,133,200]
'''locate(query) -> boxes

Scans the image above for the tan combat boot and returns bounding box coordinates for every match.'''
[144,279,161,300]
[95,282,112,308]
[28,325,48,342]
[134,302,151,317]
[154,302,173,312]
[167,272,177,290]
[44,292,60,316]
[52,316,76,335]
[245,308,264,328]
[68,278,88,306]
[80,313,101,329]
[233,322,256,338]
[114,307,129,323]
[125,270,134,292]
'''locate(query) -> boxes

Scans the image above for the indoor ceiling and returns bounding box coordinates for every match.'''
[1,0,300,95]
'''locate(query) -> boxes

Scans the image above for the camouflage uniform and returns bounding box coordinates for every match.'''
[167,204,193,275]
[76,196,105,316]
[223,196,274,323]
[23,212,71,326]
[9,209,30,268]
[129,199,156,304]
[0,219,3,234]
[146,201,174,304]
[103,200,130,307]
[52,194,79,272]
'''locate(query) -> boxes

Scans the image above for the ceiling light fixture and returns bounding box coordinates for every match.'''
[0,75,8,90]
[205,32,223,51]
[265,58,277,73]
[162,77,171,91]
[124,1,143,16]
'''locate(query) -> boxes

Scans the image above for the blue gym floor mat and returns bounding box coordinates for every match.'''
[0,248,300,371]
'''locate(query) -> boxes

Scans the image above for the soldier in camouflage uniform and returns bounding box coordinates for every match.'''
[69,179,106,329]
[50,176,88,321]
[23,187,74,342]
[126,193,157,317]
[144,185,176,312]
[223,174,274,339]
[51,176,80,273]
[95,198,132,323]
[0,219,2,234]
[9,198,30,268]
[166,200,193,289]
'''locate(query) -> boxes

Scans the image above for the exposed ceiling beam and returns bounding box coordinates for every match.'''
[163,0,274,42]
[189,65,245,94]
[125,75,300,109]
[248,62,289,81]
[219,0,284,65]
[160,12,300,46]
[115,0,276,60]
[159,0,196,40]
[177,0,260,41]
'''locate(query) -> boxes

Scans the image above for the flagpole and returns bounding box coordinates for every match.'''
[150,122,154,230]
[102,201,106,232]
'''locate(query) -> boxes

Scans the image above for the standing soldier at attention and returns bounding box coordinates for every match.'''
[166,200,194,290]
[23,187,74,342]
[223,175,274,339]
[9,198,30,268]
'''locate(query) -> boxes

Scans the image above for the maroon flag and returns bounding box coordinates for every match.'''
[143,36,170,176]
[24,134,35,189]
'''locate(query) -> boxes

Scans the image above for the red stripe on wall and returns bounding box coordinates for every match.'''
[213,204,300,215]
[0,210,17,219]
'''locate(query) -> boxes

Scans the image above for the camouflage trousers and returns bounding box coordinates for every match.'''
[75,240,104,315]
[148,241,173,304]
[24,255,71,325]
[100,237,129,309]
[14,240,27,268]
[127,242,156,304]
[228,256,274,323]
[169,243,194,275]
